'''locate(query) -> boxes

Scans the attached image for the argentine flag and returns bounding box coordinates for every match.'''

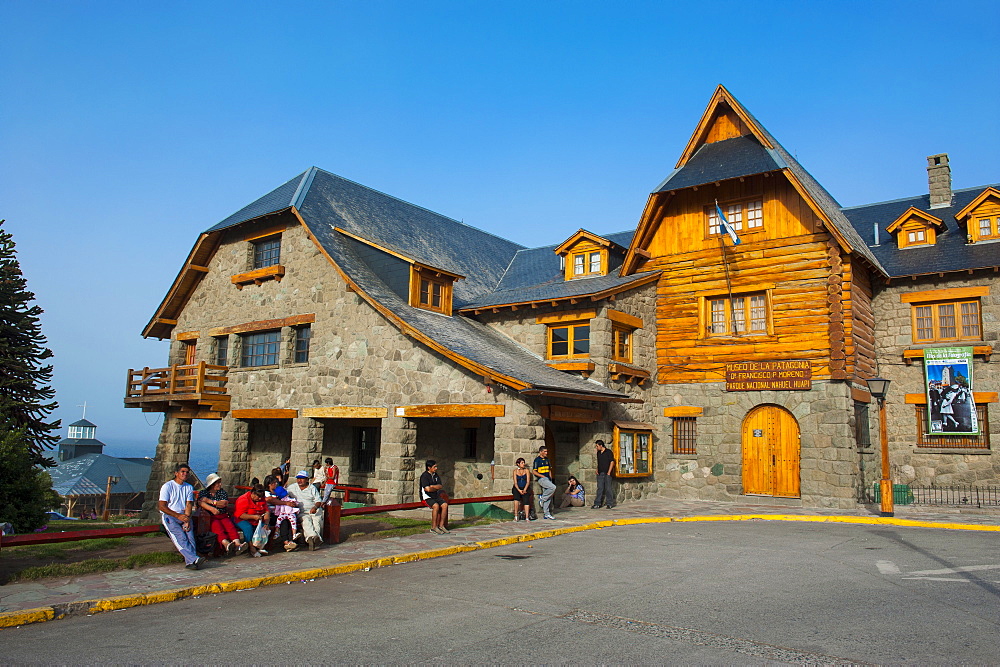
[716,203,742,246]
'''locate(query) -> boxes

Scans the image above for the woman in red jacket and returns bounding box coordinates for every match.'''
[234,484,270,557]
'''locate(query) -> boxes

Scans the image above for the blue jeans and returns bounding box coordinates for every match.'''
[537,477,556,516]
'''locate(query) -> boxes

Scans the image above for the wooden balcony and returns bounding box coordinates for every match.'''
[124,362,230,418]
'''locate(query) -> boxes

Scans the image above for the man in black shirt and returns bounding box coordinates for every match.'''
[419,460,450,534]
[593,440,616,509]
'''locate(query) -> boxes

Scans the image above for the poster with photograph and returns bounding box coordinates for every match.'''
[924,346,978,435]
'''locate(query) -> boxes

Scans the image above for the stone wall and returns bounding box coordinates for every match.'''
[872,272,999,486]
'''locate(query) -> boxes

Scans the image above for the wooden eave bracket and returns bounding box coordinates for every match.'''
[231,264,286,289]
[608,362,650,385]
[903,345,992,364]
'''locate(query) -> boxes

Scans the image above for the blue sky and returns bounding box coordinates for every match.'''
[1,1,998,459]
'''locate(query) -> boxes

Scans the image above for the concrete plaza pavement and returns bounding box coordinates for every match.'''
[2,496,1000,630]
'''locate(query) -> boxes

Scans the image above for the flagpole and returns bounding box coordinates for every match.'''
[716,199,738,336]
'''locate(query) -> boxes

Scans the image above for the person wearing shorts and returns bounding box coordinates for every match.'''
[419,460,450,534]
[511,457,533,521]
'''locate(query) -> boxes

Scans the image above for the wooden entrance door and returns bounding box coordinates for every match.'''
[741,405,800,498]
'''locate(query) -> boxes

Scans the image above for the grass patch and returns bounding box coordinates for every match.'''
[1,537,130,560]
[10,552,183,582]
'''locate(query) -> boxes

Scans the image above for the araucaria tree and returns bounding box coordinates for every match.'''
[0,219,60,466]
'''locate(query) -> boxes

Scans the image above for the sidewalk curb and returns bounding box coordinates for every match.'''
[2,513,996,629]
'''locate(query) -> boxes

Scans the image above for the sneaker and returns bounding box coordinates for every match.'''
[252,551,263,558]
[258,548,268,556]
[605,505,615,509]
[544,514,555,520]
[439,526,451,533]
[293,532,303,541]
[309,536,320,550]
[185,561,198,570]
[591,504,600,509]
[429,528,440,534]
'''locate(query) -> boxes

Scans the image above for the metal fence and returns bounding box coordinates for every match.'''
[862,483,1000,508]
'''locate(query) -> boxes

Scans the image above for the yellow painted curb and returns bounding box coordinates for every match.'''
[0,607,57,629]
[4,511,998,630]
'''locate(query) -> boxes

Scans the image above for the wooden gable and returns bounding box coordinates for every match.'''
[555,229,617,280]
[954,187,1000,243]
[886,207,943,249]
[619,86,876,386]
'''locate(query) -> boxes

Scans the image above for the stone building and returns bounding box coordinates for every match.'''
[132,86,997,513]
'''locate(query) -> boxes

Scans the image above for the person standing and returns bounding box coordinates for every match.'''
[286,470,324,550]
[511,457,533,521]
[419,460,450,534]
[157,463,204,570]
[593,440,616,509]
[321,457,340,503]
[532,446,556,520]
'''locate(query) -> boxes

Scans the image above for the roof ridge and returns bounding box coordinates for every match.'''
[310,167,526,250]
[841,183,1000,210]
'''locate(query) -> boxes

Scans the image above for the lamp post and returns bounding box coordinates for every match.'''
[102,475,121,522]
[867,376,892,517]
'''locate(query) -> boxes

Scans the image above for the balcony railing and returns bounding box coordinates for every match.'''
[124,362,230,414]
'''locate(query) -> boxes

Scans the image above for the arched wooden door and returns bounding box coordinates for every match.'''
[742,405,800,498]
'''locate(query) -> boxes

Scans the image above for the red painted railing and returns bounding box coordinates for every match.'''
[0,524,162,549]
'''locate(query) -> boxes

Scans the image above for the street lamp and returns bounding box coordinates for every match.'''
[867,377,893,517]
[102,475,121,522]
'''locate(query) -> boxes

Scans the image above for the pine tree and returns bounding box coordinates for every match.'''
[0,429,60,532]
[0,219,60,466]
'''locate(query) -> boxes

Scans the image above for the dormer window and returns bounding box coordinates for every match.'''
[409,265,458,315]
[954,187,1000,243]
[886,207,943,249]
[554,229,623,281]
[572,251,603,277]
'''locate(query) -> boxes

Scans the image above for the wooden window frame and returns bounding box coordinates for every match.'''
[241,330,280,367]
[568,249,607,279]
[251,234,282,270]
[293,324,311,363]
[671,417,696,454]
[977,216,1000,241]
[910,299,982,343]
[612,324,633,363]
[854,401,871,448]
[547,321,591,360]
[409,267,454,315]
[463,427,478,459]
[613,425,652,477]
[915,404,990,449]
[701,290,772,338]
[706,197,764,238]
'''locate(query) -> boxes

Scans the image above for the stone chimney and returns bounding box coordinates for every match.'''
[927,153,952,209]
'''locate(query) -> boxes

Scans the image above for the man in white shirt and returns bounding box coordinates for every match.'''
[286,470,324,550]
[157,463,203,569]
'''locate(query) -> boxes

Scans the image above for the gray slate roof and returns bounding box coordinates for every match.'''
[49,453,153,497]
[206,168,525,304]
[69,419,96,428]
[464,230,655,309]
[200,168,630,400]
[842,185,1000,278]
[655,135,783,192]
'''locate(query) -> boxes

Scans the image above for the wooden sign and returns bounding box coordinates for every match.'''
[540,405,602,423]
[725,360,811,391]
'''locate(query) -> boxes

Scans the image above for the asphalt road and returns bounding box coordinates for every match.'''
[4,520,1000,664]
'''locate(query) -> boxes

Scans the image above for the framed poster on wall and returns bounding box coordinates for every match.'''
[924,346,978,435]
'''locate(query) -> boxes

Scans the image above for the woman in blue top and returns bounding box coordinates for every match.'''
[559,476,586,509]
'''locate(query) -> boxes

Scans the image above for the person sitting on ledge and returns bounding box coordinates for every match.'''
[286,470,325,550]
[264,475,299,552]
[234,483,270,557]
[198,473,247,556]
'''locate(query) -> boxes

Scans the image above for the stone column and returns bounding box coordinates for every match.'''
[142,415,192,517]
[218,417,251,488]
[494,398,545,484]
[378,416,417,504]
[291,417,323,476]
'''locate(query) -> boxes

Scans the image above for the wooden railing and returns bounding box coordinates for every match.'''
[0,524,162,550]
[126,362,229,399]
